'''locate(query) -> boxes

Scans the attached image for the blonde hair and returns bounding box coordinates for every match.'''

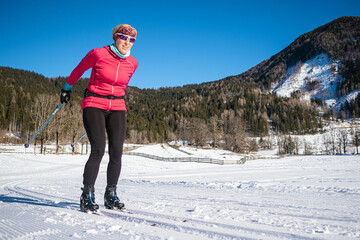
[112,24,137,41]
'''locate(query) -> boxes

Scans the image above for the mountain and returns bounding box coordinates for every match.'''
[223,16,360,110]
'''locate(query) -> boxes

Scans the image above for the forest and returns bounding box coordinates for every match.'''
[1,66,348,154]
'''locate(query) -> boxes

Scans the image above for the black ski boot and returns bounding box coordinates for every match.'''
[104,184,125,210]
[80,185,99,213]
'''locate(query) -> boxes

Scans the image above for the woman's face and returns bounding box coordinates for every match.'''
[115,34,135,55]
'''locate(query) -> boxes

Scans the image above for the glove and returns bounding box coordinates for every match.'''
[60,89,71,104]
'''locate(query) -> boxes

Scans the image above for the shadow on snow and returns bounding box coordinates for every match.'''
[0,194,78,209]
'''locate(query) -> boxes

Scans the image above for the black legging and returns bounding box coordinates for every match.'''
[82,107,126,186]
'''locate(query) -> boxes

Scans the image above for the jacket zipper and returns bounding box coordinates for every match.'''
[108,60,121,111]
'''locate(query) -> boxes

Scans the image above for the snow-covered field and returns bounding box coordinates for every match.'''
[0,144,359,239]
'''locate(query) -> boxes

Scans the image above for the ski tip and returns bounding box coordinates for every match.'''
[80,209,101,215]
[120,208,133,214]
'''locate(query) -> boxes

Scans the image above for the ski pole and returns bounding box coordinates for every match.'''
[71,133,87,147]
[24,103,63,148]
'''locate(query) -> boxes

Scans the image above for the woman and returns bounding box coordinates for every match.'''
[60,24,138,212]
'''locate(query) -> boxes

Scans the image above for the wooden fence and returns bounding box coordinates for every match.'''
[124,151,245,165]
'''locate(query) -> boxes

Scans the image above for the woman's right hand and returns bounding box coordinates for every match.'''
[60,89,71,104]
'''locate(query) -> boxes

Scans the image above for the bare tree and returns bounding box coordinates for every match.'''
[277,135,298,155]
[340,130,348,154]
[284,136,295,154]
[355,130,360,154]
[258,137,273,150]
[323,133,331,154]
[183,118,209,146]
[277,136,284,155]
[303,139,314,155]
[224,116,248,153]
[350,122,360,155]
[329,128,337,155]
[128,129,139,143]
[353,130,360,155]
[53,102,71,154]
[79,136,89,155]
[208,115,222,148]
[67,103,83,154]
[32,94,58,154]
[294,136,301,155]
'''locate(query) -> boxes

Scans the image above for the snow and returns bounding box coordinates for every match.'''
[274,54,341,99]
[0,145,359,239]
[133,144,189,157]
[273,53,359,109]
[333,89,360,111]
[131,143,247,163]
[2,143,247,165]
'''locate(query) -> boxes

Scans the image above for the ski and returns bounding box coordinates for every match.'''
[79,207,133,215]
[79,209,102,215]
[116,208,133,214]
[102,207,133,214]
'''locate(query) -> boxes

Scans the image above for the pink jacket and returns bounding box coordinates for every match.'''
[66,46,138,111]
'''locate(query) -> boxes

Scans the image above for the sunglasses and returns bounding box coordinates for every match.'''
[115,33,136,43]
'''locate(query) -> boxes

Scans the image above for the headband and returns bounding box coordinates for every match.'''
[117,27,136,37]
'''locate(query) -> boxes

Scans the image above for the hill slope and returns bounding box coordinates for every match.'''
[224,16,360,109]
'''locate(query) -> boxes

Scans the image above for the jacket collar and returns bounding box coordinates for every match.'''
[105,45,127,61]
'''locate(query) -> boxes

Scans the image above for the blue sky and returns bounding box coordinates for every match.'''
[1,0,359,89]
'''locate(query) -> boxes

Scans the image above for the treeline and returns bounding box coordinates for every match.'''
[275,126,360,155]
[125,81,324,145]
[0,67,86,132]
[339,93,360,119]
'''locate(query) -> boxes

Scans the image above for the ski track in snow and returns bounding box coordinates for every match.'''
[0,152,359,239]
